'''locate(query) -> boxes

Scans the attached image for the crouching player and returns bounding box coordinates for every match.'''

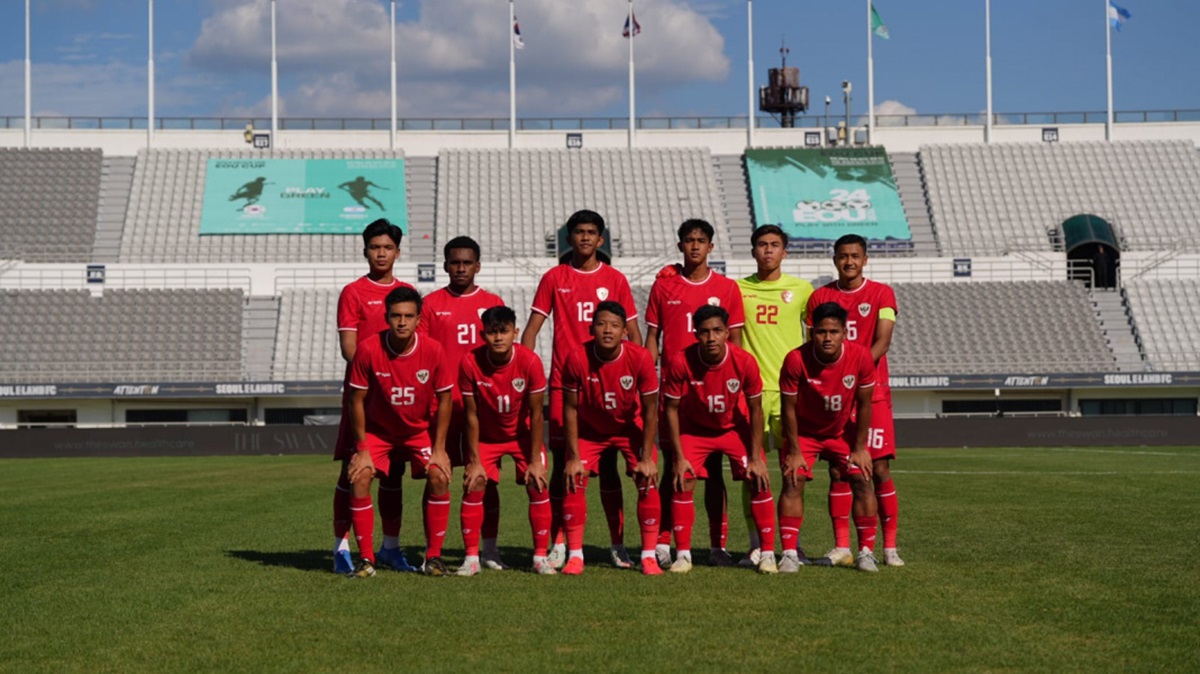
[661,305,778,574]
[457,306,555,576]
[778,302,880,573]
[344,287,455,578]
[561,302,662,576]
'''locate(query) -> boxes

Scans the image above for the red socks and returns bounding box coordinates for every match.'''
[564,480,589,552]
[350,495,375,563]
[670,490,695,551]
[461,489,485,556]
[423,492,451,558]
[636,482,661,555]
[748,489,776,552]
[599,484,625,546]
[829,479,853,549]
[482,481,500,540]
[529,489,553,556]
[876,478,899,549]
[378,482,403,538]
[779,515,803,552]
[854,514,878,553]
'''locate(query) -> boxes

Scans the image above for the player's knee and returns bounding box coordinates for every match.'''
[680,476,697,492]
[350,471,373,492]
[426,467,450,493]
[782,481,805,499]
[873,460,891,481]
[848,472,872,490]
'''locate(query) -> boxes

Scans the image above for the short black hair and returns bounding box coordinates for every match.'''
[481,305,517,332]
[363,218,403,247]
[833,234,868,254]
[751,224,788,248]
[677,219,715,243]
[691,304,729,329]
[811,301,848,327]
[443,235,481,261]
[384,286,422,314]
[566,209,606,237]
[593,300,627,324]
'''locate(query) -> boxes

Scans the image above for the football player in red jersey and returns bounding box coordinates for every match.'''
[644,219,747,568]
[331,219,417,574]
[418,235,507,569]
[343,287,455,578]
[780,301,880,572]
[661,305,778,574]
[806,234,903,567]
[458,306,555,575]
[522,210,642,569]
[561,302,662,575]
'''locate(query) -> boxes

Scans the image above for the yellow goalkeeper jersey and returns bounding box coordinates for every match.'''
[736,272,814,390]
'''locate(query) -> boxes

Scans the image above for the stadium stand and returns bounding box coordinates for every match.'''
[920,140,1200,256]
[435,148,728,260]
[1123,280,1200,371]
[118,149,422,263]
[0,148,103,262]
[274,288,341,381]
[887,281,1116,374]
[889,152,940,256]
[713,154,756,252]
[0,288,244,382]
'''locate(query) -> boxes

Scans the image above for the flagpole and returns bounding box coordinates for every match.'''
[1105,0,1114,141]
[866,0,874,145]
[628,0,636,149]
[24,0,31,148]
[509,0,517,149]
[148,0,155,148]
[271,0,278,144]
[747,0,755,148]
[390,0,397,150]
[985,0,993,143]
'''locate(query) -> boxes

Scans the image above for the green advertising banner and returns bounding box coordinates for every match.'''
[745,148,910,247]
[199,159,407,235]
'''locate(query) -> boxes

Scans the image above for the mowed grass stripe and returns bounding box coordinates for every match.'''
[0,448,1196,673]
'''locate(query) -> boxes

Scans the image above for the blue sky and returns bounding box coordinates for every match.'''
[0,0,1195,122]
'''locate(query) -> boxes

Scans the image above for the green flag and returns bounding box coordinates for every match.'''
[871,3,890,39]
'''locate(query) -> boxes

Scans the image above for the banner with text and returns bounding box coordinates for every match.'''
[199,159,407,235]
[745,148,910,246]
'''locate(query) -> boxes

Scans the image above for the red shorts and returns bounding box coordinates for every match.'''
[788,434,864,481]
[867,397,896,461]
[479,440,547,485]
[345,431,433,479]
[578,433,652,476]
[679,429,760,481]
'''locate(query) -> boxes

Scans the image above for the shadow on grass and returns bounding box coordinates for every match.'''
[226,549,332,573]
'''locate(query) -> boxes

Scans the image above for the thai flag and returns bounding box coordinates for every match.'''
[622,12,641,38]
[513,16,525,49]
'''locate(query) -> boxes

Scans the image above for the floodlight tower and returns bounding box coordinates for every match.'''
[758,44,808,128]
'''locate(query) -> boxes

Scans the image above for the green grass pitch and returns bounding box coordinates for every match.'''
[2,447,1197,673]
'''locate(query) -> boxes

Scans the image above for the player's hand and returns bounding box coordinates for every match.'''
[781,452,809,488]
[525,459,549,493]
[428,447,452,481]
[746,456,772,493]
[672,460,694,492]
[348,448,376,484]
[849,448,874,480]
[564,458,587,493]
[633,458,659,491]
[462,461,487,492]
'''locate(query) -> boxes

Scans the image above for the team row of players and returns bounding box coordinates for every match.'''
[330,212,902,577]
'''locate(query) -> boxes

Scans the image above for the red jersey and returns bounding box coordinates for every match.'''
[779,341,876,439]
[530,262,639,387]
[348,332,455,439]
[337,276,414,345]
[645,268,746,359]
[458,344,547,445]
[561,340,658,440]
[419,286,505,376]
[661,342,763,436]
[806,278,896,401]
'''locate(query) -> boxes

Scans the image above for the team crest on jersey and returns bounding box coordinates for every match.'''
[781,290,794,304]
[707,297,721,307]
[726,378,740,393]
[597,287,610,301]
[843,375,856,389]
[858,303,871,317]
[416,369,430,384]
[620,376,634,390]
[513,378,526,393]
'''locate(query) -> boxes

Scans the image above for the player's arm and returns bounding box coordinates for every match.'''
[624,318,642,346]
[644,325,661,364]
[871,314,895,363]
[779,392,808,488]
[563,389,586,492]
[347,387,375,482]
[849,386,874,478]
[729,325,743,348]
[429,389,453,479]
[339,331,357,363]
[745,394,770,493]
[461,394,486,492]
[524,391,549,491]
[633,391,660,487]
[664,397,691,491]
[521,312,546,351]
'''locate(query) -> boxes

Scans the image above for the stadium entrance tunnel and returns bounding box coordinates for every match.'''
[1062,214,1120,289]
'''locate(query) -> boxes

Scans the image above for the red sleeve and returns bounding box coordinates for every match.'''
[457,355,476,396]
[560,350,582,393]
[644,281,663,329]
[778,350,801,395]
[740,351,763,398]
[858,348,877,390]
[615,274,639,321]
[637,350,659,395]
[337,285,359,332]
[432,344,455,392]
[661,354,686,400]
[530,269,556,317]
[417,293,433,335]
[724,279,746,328]
[348,347,372,390]
[526,351,548,393]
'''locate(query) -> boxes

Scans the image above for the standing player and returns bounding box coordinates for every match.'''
[806,234,903,567]
[458,306,554,575]
[522,210,642,569]
[418,235,507,569]
[644,219,746,567]
[331,219,415,574]
[344,287,455,578]
[561,302,662,575]
[736,225,814,565]
[661,305,778,574]
[778,302,880,572]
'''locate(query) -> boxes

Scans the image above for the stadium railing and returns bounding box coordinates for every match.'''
[0,267,253,291]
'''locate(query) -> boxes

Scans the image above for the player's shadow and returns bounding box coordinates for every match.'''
[226,548,331,573]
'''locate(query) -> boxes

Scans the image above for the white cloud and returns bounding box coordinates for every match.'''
[186,0,730,118]
[873,99,916,127]
[0,59,223,118]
